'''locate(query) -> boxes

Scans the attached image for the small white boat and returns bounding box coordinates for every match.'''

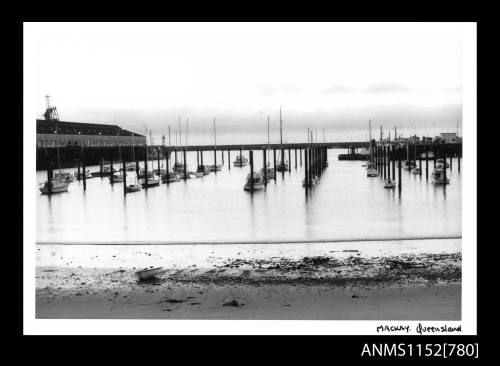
[209,164,222,172]
[193,171,204,178]
[141,173,161,187]
[366,162,378,177]
[260,166,275,181]
[275,161,289,172]
[161,172,180,183]
[91,165,116,177]
[432,168,449,184]
[233,155,248,167]
[403,160,416,170]
[384,178,396,189]
[435,158,449,169]
[54,171,75,182]
[173,162,185,173]
[411,167,421,174]
[197,165,211,175]
[74,169,93,179]
[40,177,70,194]
[244,172,265,191]
[136,267,168,280]
[109,171,124,182]
[125,172,142,192]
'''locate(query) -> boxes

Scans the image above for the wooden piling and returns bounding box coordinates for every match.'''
[197,151,199,167]
[458,147,461,172]
[183,149,187,180]
[144,157,148,189]
[450,147,453,170]
[174,150,178,166]
[123,160,127,195]
[288,149,291,172]
[157,150,161,176]
[300,149,302,167]
[419,148,422,176]
[387,146,390,179]
[433,144,436,167]
[443,145,447,186]
[392,146,395,180]
[135,158,140,179]
[273,149,277,180]
[110,159,114,185]
[250,150,254,191]
[426,150,429,180]
[82,149,86,191]
[200,150,204,166]
[383,146,386,180]
[214,148,217,175]
[77,159,81,181]
[100,157,103,178]
[304,149,309,188]
[263,149,267,184]
[166,151,170,185]
[295,149,297,169]
[228,150,231,170]
[398,146,402,191]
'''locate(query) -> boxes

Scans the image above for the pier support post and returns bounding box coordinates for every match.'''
[77,159,81,181]
[392,146,395,180]
[135,158,140,180]
[458,147,461,172]
[82,150,86,191]
[419,148,422,176]
[228,150,231,170]
[250,150,254,191]
[157,150,161,177]
[122,160,127,196]
[183,149,187,180]
[304,149,309,188]
[295,149,297,169]
[443,145,447,186]
[110,159,114,185]
[200,150,204,166]
[288,149,291,172]
[123,160,127,195]
[166,151,170,185]
[273,149,276,180]
[300,149,302,167]
[398,147,402,191]
[174,150,178,166]
[426,150,429,180]
[144,157,148,189]
[433,144,436,167]
[450,146,453,170]
[222,149,224,165]
[196,151,199,167]
[387,146,390,180]
[100,157,103,178]
[263,149,267,184]
[214,148,217,174]
[383,146,386,180]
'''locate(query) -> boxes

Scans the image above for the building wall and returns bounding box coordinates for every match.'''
[37,133,147,148]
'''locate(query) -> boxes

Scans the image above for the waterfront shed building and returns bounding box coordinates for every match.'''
[36,119,146,148]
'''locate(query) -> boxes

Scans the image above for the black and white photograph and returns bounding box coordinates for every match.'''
[23,22,477,336]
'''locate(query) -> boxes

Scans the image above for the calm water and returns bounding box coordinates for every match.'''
[36,150,461,243]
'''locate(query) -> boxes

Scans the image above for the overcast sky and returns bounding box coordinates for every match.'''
[27,22,467,144]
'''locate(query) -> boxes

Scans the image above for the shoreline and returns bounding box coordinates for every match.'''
[36,240,461,320]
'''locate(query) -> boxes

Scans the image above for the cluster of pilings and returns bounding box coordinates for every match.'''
[303,144,328,189]
[372,142,461,192]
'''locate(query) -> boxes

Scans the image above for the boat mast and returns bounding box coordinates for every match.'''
[267,115,270,163]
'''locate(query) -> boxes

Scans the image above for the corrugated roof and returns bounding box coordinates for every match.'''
[36,119,145,137]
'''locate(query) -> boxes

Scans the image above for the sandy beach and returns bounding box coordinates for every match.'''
[36,239,461,320]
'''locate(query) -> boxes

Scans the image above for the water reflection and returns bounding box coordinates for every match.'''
[37,152,462,243]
